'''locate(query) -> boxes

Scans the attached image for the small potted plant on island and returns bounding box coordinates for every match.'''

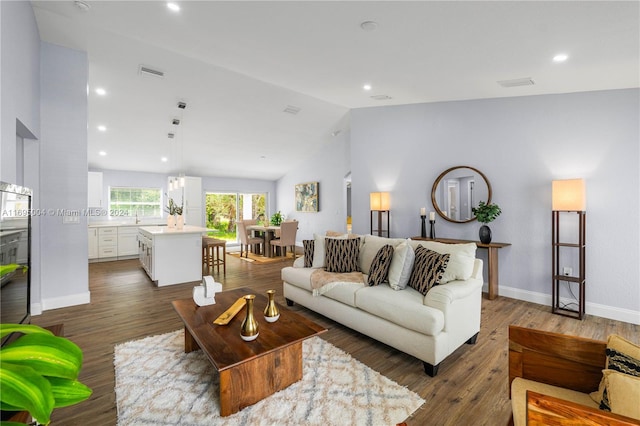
[471,201,502,244]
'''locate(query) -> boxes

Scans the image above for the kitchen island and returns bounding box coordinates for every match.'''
[138,225,210,286]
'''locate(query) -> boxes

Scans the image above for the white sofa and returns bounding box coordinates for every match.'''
[281,234,483,376]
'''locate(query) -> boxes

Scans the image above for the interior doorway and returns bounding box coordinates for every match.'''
[344,173,352,233]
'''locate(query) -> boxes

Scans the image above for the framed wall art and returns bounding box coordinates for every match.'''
[295,182,319,212]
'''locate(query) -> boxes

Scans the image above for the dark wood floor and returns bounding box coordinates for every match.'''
[33,255,638,425]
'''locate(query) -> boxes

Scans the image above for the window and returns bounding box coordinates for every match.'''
[205,192,267,242]
[109,187,162,218]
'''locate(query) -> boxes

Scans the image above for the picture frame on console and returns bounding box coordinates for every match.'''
[295,182,319,212]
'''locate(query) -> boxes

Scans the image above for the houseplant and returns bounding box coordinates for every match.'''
[471,201,502,244]
[270,211,284,226]
[0,324,92,425]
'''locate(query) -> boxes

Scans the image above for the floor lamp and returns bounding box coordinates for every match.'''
[370,192,390,237]
[551,178,586,320]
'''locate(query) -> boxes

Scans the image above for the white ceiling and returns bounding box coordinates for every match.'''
[31,1,640,180]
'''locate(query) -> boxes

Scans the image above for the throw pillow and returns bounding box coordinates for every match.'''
[409,240,476,283]
[599,369,640,419]
[590,334,640,408]
[303,239,314,268]
[325,237,361,273]
[408,246,450,296]
[388,241,415,290]
[367,245,394,286]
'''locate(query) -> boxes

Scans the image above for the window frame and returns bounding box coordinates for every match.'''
[108,186,163,219]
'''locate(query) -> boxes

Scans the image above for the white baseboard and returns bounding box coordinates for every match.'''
[490,283,640,325]
[38,291,91,312]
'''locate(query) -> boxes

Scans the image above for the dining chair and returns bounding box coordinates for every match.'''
[269,220,298,258]
[237,220,264,257]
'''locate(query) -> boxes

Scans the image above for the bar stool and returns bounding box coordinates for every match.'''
[202,237,226,275]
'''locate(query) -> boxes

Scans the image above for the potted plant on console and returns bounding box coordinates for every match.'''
[471,201,502,244]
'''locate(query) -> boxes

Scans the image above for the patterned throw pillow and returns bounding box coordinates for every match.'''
[597,335,640,411]
[303,240,314,268]
[325,237,360,273]
[367,245,394,286]
[408,246,450,295]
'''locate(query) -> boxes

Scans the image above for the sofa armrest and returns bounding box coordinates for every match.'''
[527,391,640,426]
[292,256,305,268]
[508,325,606,398]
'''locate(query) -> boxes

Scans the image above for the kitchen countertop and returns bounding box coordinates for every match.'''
[138,225,211,235]
[88,222,166,228]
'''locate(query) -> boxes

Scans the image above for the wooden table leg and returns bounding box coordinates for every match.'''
[487,247,499,300]
[184,326,200,353]
[218,341,302,416]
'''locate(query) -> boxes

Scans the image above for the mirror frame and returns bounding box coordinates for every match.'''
[430,165,492,223]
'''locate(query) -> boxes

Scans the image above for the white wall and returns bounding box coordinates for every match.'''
[276,126,351,242]
[0,1,41,183]
[349,89,639,323]
[39,42,89,310]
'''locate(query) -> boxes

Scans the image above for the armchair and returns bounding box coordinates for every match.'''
[508,325,640,425]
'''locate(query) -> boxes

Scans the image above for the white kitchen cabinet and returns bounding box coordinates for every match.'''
[88,228,99,259]
[167,176,203,227]
[117,227,139,257]
[98,227,117,259]
[88,171,103,208]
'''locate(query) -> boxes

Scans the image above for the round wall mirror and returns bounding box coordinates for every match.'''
[431,166,492,223]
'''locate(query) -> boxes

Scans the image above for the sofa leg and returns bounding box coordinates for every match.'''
[285,298,294,307]
[466,332,479,345]
[423,362,439,377]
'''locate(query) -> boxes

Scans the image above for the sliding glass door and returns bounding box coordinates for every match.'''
[205,192,267,242]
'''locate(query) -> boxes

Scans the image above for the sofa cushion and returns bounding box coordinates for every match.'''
[599,369,640,419]
[511,377,599,426]
[388,241,415,290]
[410,240,476,284]
[591,334,640,409]
[325,237,361,273]
[358,234,407,274]
[303,239,314,267]
[367,245,394,286]
[408,246,450,295]
[282,265,315,291]
[354,285,445,336]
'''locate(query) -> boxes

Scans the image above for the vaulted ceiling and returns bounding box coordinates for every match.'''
[31,1,639,180]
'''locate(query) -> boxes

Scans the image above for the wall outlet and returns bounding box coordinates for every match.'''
[563,267,573,276]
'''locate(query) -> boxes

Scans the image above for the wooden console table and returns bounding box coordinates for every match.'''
[411,237,511,300]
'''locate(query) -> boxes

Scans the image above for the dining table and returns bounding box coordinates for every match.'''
[246,224,280,257]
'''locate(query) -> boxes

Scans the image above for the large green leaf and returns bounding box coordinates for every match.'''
[1,334,82,379]
[0,362,54,425]
[0,323,53,340]
[47,377,93,408]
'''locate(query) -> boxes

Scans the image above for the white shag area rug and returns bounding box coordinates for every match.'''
[114,330,424,425]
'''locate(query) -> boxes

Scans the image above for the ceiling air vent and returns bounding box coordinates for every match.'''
[497,77,535,88]
[370,94,392,101]
[283,105,301,115]
[139,65,165,78]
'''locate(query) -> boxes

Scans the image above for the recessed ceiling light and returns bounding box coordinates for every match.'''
[360,21,378,31]
[161,157,168,162]
[363,84,372,91]
[95,87,106,96]
[97,125,107,132]
[553,53,568,63]
[167,2,180,12]
[98,151,107,156]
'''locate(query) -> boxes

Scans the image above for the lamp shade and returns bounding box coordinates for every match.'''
[370,192,390,210]
[552,179,586,211]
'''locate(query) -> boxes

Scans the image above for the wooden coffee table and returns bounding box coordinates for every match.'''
[172,287,326,417]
